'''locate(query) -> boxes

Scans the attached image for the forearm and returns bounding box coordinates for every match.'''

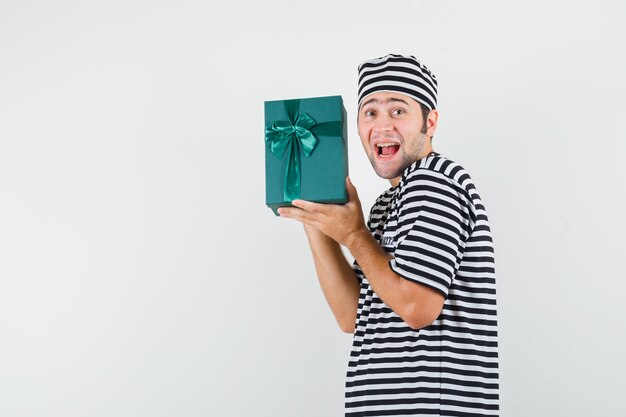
[304,224,360,333]
[278,178,442,330]
[345,229,441,329]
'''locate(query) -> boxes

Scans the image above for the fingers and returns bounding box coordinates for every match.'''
[291,199,327,213]
[277,206,300,218]
[277,206,319,226]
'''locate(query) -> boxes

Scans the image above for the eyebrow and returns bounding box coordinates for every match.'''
[360,97,409,109]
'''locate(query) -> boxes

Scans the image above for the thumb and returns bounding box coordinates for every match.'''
[346,176,359,202]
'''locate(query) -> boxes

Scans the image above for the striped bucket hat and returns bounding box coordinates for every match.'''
[357,54,438,110]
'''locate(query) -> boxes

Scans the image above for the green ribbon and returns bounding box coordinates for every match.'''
[265,99,342,203]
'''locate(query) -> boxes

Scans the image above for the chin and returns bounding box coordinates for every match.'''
[368,148,413,178]
[372,164,403,180]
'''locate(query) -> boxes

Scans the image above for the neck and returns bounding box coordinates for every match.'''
[389,176,401,187]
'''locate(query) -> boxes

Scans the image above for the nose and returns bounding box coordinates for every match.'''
[372,113,394,134]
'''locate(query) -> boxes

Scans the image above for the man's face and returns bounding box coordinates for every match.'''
[357,91,436,182]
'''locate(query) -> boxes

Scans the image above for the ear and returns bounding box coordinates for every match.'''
[426,109,439,137]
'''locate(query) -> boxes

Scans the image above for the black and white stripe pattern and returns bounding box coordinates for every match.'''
[358,54,439,110]
[347,153,499,416]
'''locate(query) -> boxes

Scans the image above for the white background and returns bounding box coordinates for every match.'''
[1,1,625,416]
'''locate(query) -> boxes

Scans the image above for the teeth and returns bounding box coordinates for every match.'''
[377,143,399,147]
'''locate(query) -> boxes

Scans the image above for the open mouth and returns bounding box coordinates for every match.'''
[377,143,400,159]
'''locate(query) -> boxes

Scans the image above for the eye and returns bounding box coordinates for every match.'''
[363,109,376,117]
[392,108,406,116]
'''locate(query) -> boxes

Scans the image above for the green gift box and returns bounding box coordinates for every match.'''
[265,95,348,215]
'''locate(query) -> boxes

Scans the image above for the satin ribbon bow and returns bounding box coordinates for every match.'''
[266,99,341,203]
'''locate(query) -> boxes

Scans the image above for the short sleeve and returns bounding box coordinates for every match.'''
[389,172,473,297]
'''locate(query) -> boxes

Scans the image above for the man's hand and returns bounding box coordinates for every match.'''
[277,177,369,248]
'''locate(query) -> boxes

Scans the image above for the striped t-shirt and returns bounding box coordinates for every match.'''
[347,153,499,416]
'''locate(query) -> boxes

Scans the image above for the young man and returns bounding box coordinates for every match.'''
[279,54,499,416]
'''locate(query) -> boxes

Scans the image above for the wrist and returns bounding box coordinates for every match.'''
[344,227,371,252]
[304,223,336,245]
